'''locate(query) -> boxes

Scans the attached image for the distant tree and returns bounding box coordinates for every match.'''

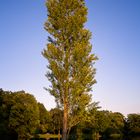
[79,108,125,140]
[37,103,50,133]
[72,102,101,140]
[49,108,63,134]
[89,110,111,140]
[9,91,39,140]
[0,89,17,140]
[109,112,124,133]
[104,112,125,139]
[43,0,97,139]
[126,113,140,136]
[0,89,7,135]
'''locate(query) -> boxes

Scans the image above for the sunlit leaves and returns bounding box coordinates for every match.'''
[43,0,97,137]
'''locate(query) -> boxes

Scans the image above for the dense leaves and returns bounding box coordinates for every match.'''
[0,89,39,140]
[9,92,39,140]
[49,108,63,134]
[126,114,140,136]
[37,103,50,133]
[0,89,17,140]
[43,0,97,139]
[0,89,140,140]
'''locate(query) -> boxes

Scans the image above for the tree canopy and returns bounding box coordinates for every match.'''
[9,91,39,140]
[0,89,39,140]
[37,103,50,133]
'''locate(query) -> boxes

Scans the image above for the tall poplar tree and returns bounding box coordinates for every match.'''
[43,0,97,139]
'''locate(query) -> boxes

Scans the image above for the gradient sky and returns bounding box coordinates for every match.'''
[0,0,140,116]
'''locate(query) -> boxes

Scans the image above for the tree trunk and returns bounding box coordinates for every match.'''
[62,100,68,140]
[67,127,71,140]
[58,129,61,140]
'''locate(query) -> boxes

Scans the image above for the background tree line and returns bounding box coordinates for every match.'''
[0,88,140,140]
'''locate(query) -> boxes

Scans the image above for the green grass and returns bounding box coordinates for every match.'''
[110,133,121,139]
[38,133,61,139]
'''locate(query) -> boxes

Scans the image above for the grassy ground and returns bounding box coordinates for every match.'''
[38,133,61,139]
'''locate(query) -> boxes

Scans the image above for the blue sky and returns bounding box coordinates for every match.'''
[0,0,140,116]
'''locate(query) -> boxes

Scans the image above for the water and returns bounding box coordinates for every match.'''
[31,136,140,140]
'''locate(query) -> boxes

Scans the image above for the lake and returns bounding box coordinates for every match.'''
[32,136,140,140]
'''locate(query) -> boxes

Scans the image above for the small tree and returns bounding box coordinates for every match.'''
[43,0,97,139]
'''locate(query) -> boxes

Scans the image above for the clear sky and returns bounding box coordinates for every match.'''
[0,0,140,116]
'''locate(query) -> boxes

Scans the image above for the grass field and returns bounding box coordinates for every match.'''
[37,133,61,139]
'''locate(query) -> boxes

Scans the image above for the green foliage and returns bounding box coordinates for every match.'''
[9,91,40,140]
[1,89,140,139]
[109,112,125,133]
[49,108,63,134]
[70,107,126,140]
[0,89,17,139]
[126,113,140,136]
[37,103,50,133]
[43,0,97,139]
[86,110,111,134]
[94,111,111,133]
[0,89,40,140]
[103,112,125,139]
